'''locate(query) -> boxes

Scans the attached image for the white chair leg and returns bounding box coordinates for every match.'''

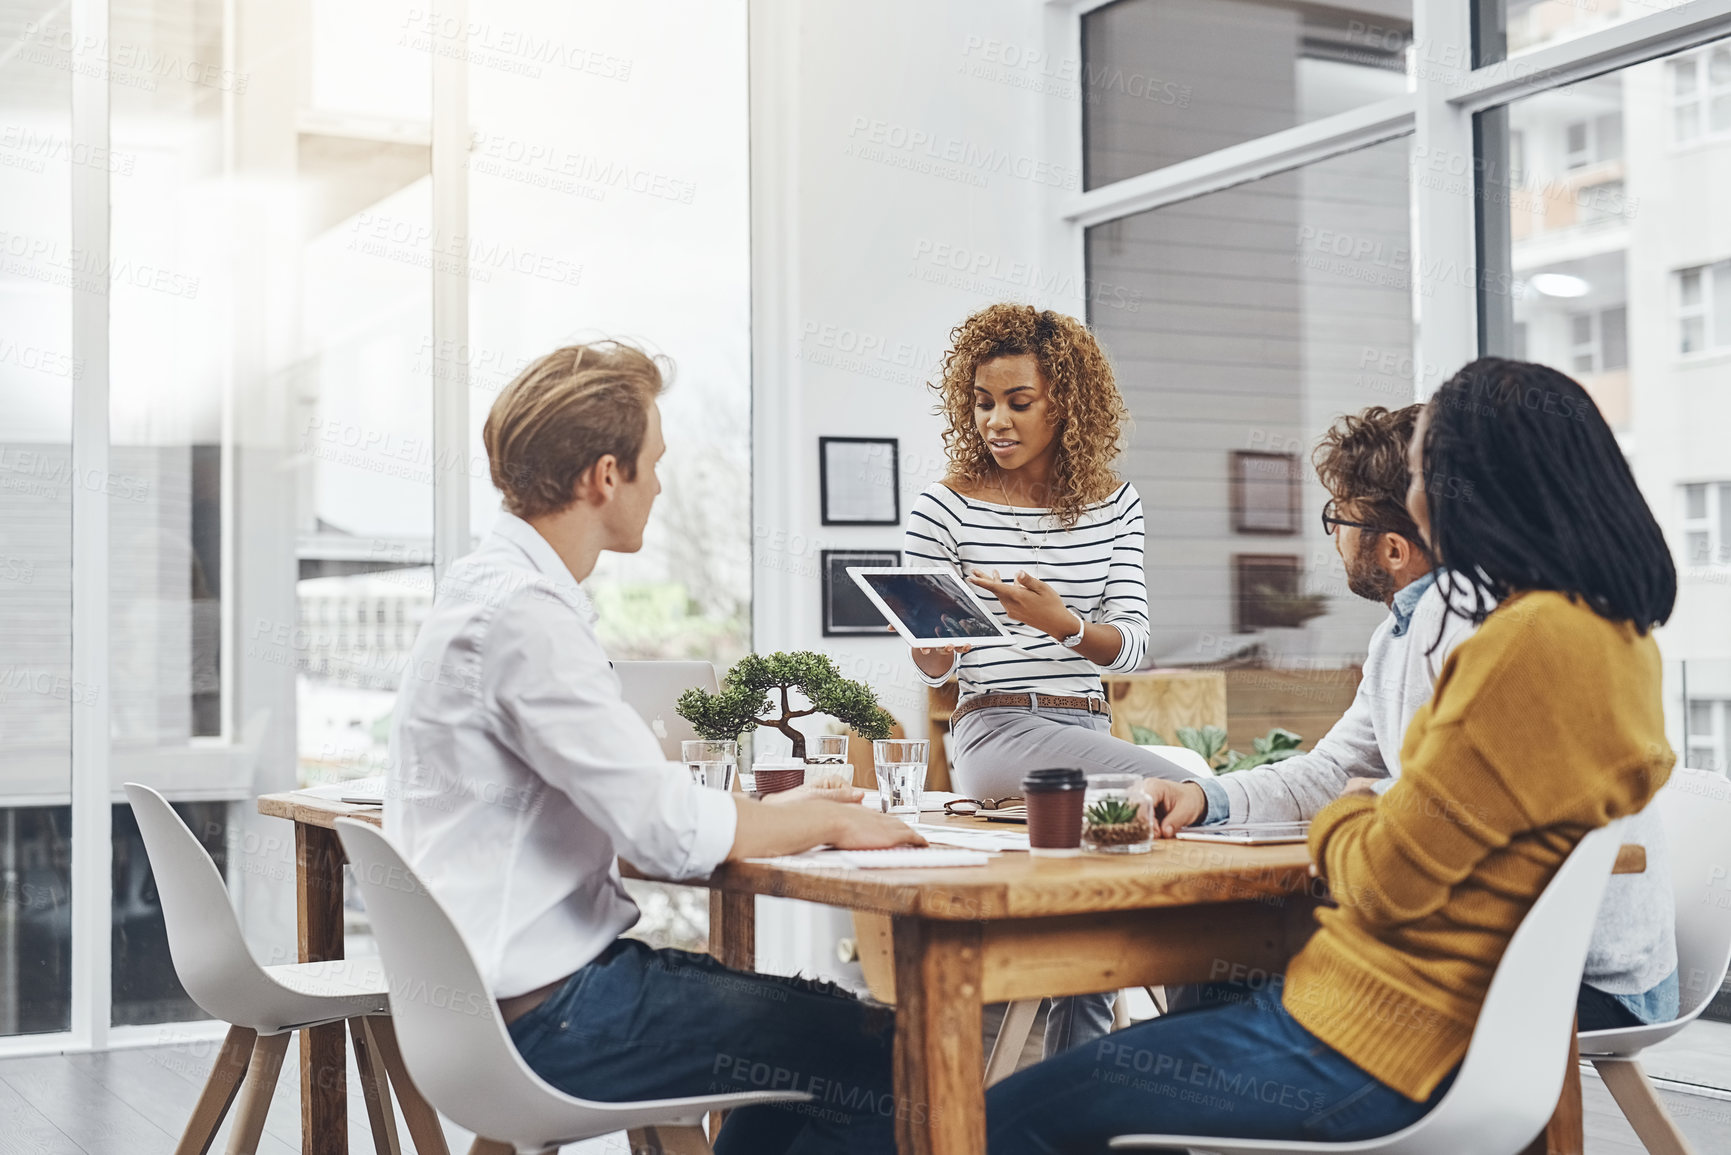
[1112,990,1132,1031]
[985,999,1041,1087]
[1594,1057,1698,1155]
[224,1031,291,1155]
[174,1024,257,1155]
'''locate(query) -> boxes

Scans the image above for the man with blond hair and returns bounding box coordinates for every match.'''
[386,340,921,1154]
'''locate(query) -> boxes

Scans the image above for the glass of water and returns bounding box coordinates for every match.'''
[805,734,852,790]
[683,739,738,791]
[872,738,929,815]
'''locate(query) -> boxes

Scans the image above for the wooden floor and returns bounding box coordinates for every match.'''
[0,1023,1723,1153]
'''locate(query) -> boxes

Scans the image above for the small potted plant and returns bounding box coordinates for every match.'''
[1082,774,1153,854]
[676,651,894,778]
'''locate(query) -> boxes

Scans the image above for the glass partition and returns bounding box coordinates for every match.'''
[0,0,76,1036]
[1086,137,1416,753]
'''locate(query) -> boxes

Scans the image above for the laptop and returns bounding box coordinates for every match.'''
[612,660,720,759]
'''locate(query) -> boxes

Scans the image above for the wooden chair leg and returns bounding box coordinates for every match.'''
[1594,1057,1698,1155]
[350,1017,402,1155]
[465,1139,514,1155]
[174,1024,257,1155]
[1144,986,1167,1016]
[364,1015,452,1155]
[224,1031,291,1155]
[626,1124,713,1154]
[984,999,1040,1088]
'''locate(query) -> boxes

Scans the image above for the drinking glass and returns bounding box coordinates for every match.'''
[872,738,930,815]
[805,734,852,790]
[683,739,738,791]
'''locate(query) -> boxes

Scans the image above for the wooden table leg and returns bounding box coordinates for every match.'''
[706,891,757,1143]
[708,890,756,969]
[1521,1016,1584,1155]
[296,822,348,1155]
[892,917,984,1155]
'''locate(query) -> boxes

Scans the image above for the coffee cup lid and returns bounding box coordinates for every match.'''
[1021,766,1087,792]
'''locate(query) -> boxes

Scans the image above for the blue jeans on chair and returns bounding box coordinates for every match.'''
[985,988,1454,1154]
[508,938,896,1155]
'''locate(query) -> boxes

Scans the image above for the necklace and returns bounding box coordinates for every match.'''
[994,470,1048,578]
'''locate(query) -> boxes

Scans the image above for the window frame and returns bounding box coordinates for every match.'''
[1669,42,1731,146]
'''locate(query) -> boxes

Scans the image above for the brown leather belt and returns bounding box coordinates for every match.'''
[951,692,1110,727]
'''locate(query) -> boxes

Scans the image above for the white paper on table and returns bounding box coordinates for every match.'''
[911,823,1031,853]
[743,847,992,869]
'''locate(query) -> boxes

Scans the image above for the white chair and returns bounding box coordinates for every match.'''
[1578,768,1731,1155]
[1110,819,1626,1153]
[124,783,446,1155]
[333,817,810,1155]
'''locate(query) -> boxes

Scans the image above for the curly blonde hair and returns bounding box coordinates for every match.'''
[933,304,1128,527]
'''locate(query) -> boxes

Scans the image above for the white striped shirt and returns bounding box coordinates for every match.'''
[902,482,1150,700]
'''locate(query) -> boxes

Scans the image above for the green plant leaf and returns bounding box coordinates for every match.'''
[1129,724,1167,746]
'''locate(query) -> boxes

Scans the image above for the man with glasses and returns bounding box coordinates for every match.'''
[1144,404,1470,831]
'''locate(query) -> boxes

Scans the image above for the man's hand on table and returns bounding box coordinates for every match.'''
[763,783,866,806]
[1143,778,1208,838]
[728,792,926,860]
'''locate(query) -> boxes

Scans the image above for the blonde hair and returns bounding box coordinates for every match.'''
[933,304,1127,527]
[482,341,666,519]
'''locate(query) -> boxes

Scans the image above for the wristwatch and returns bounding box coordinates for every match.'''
[1059,611,1086,649]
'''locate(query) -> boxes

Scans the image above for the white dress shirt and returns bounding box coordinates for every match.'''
[384,512,738,999]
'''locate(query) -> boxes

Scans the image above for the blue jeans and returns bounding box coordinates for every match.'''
[985,989,1454,1153]
[507,938,896,1154]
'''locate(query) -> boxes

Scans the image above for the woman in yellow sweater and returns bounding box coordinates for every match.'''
[985,356,1677,1151]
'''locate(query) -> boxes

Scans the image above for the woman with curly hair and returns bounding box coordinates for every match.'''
[904,303,1197,1054]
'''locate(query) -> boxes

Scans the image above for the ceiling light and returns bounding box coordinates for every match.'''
[1529,273,1592,298]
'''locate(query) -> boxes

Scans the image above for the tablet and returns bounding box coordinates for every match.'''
[1173,821,1310,845]
[847,567,1018,647]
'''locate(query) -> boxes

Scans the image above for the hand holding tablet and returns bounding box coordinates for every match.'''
[848,567,1019,648]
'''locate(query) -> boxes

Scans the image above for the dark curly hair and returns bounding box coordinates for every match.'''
[932,304,1127,527]
[1313,404,1427,549]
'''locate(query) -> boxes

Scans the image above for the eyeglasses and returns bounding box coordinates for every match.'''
[944,796,1023,816]
[1321,498,1385,537]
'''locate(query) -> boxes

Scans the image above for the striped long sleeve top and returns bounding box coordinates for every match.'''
[901,481,1150,701]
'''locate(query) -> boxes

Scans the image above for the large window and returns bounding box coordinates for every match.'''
[1086,137,1415,749]
[1080,0,1731,1059]
[1081,0,1412,187]
[0,0,748,1047]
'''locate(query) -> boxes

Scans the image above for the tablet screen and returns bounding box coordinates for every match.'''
[851,570,1006,641]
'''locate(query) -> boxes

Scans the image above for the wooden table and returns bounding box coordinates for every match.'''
[260,793,1596,1155]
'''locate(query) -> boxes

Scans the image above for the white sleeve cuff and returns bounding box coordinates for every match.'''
[674,774,740,879]
[916,651,960,687]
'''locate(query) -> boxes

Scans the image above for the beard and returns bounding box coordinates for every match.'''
[1345,532,1397,604]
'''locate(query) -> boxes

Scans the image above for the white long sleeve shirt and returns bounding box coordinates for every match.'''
[384,513,737,999]
[902,482,1150,699]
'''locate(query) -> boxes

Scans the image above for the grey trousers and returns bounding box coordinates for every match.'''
[949,701,1193,799]
[951,700,1196,1058]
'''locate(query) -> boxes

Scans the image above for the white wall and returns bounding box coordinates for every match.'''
[748,0,1079,977]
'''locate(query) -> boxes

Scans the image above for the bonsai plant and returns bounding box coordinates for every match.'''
[675,651,894,761]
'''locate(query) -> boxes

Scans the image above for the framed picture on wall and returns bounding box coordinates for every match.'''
[822,549,901,636]
[1233,553,1329,633]
[1230,451,1300,535]
[819,437,900,526]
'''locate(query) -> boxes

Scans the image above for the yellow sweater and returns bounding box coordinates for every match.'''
[1281,590,1673,1101]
